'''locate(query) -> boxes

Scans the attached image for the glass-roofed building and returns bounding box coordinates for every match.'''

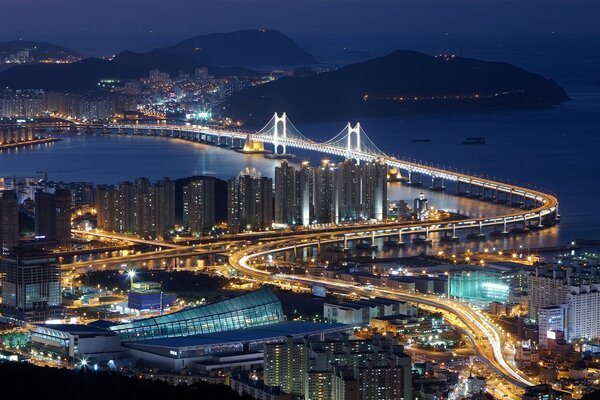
[110,287,284,342]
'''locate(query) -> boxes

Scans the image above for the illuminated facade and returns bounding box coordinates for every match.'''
[110,287,284,341]
[449,270,510,304]
[0,252,63,322]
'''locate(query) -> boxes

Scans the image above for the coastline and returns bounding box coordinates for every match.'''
[0,137,61,151]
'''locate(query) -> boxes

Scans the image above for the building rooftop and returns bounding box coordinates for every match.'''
[123,321,348,349]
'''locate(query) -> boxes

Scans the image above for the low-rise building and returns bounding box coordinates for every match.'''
[30,324,122,367]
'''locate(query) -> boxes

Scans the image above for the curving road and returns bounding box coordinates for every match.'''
[228,238,536,388]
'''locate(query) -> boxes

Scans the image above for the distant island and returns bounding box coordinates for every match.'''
[158,29,316,66]
[221,50,569,123]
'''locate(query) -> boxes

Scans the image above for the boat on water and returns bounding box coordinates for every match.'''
[411,138,431,143]
[461,137,486,145]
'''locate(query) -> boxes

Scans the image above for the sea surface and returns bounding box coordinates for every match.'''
[0,87,598,253]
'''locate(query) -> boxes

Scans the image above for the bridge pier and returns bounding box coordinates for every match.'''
[467,221,486,240]
[413,227,432,245]
[384,232,405,247]
[408,172,422,186]
[430,177,445,191]
[441,224,459,242]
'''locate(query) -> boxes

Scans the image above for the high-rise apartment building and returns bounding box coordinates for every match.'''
[264,336,307,396]
[336,159,361,222]
[154,178,176,236]
[296,161,314,227]
[360,160,388,222]
[264,334,412,400]
[565,283,600,342]
[95,186,117,231]
[527,272,569,320]
[183,178,216,235]
[0,190,19,250]
[314,160,337,224]
[34,189,72,247]
[95,178,177,239]
[227,168,272,233]
[274,161,296,225]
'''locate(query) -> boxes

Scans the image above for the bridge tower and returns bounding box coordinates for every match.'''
[346,122,361,163]
[273,112,287,155]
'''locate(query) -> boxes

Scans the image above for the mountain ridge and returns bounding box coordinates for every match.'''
[158,29,316,66]
[221,49,569,123]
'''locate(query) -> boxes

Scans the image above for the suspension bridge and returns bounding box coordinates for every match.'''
[94,112,558,237]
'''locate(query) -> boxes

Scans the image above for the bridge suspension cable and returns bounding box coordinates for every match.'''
[323,122,387,157]
[253,112,313,143]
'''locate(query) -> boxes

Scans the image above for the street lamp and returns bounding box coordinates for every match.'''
[127,270,136,288]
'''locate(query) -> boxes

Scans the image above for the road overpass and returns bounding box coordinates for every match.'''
[66,112,558,387]
[228,238,536,388]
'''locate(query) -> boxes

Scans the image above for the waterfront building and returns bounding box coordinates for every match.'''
[183,177,216,235]
[274,160,296,225]
[95,186,117,231]
[413,193,428,220]
[117,181,135,233]
[34,188,72,247]
[0,190,19,250]
[296,161,314,227]
[0,251,63,321]
[95,178,176,239]
[314,160,337,224]
[336,159,361,222]
[360,159,388,221]
[227,167,273,233]
[153,177,176,236]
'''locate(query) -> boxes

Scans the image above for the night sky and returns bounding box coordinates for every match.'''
[1,0,598,59]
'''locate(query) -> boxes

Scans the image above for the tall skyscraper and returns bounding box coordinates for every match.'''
[133,177,155,238]
[0,190,19,250]
[95,186,117,231]
[274,160,296,225]
[34,189,72,247]
[227,168,273,233]
[336,159,361,222]
[296,161,314,227]
[314,160,337,224]
[117,181,135,233]
[183,178,216,236]
[154,177,176,237]
[361,159,388,221]
[0,251,63,321]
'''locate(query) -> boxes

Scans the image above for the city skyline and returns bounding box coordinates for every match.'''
[0,2,599,400]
